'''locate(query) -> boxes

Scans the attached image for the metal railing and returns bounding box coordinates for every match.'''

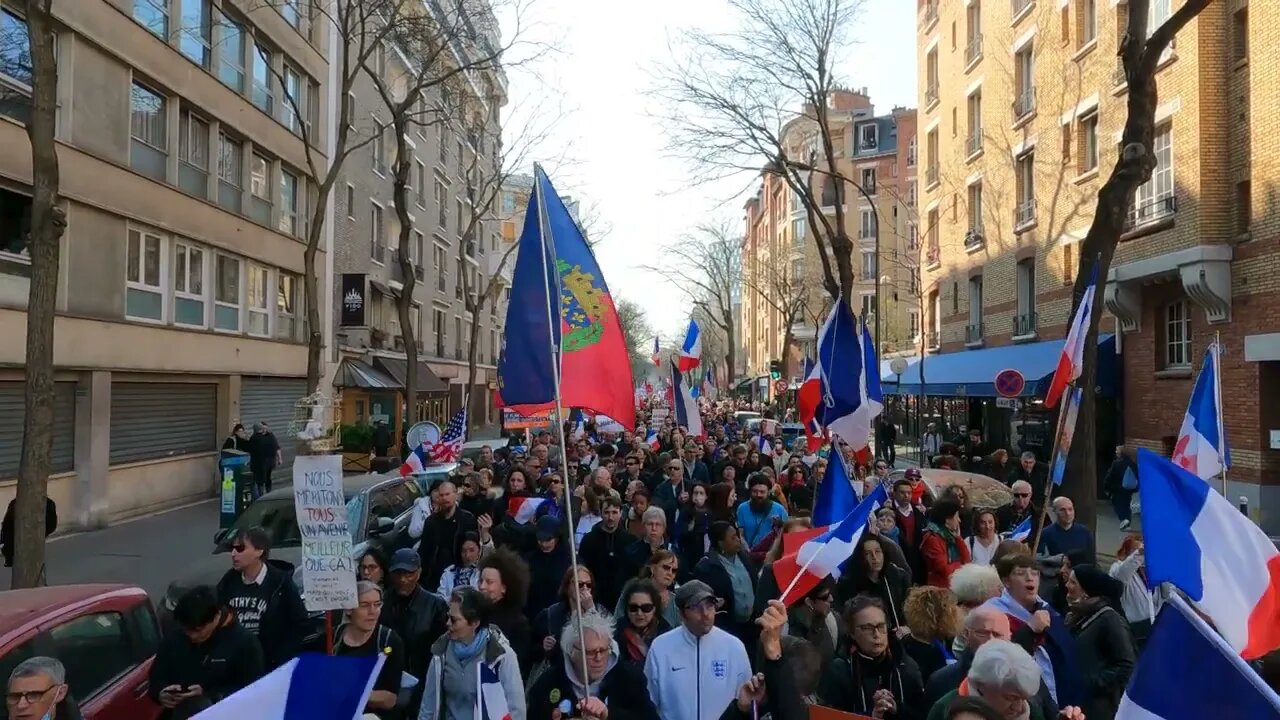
[966,132,984,157]
[1126,195,1177,230]
[1012,87,1036,121]
[1014,199,1037,229]
[925,82,940,107]
[965,323,984,344]
[926,165,939,187]
[1013,311,1038,337]
[966,34,983,65]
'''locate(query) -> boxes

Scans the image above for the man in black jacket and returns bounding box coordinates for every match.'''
[578,496,638,609]
[410,478,479,591]
[151,585,264,719]
[382,548,447,681]
[924,606,1057,718]
[526,610,658,720]
[215,527,308,670]
[995,480,1043,540]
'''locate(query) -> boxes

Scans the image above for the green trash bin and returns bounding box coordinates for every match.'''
[218,449,253,529]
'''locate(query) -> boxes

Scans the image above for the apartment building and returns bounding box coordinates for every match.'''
[914,0,1280,526]
[0,0,330,528]
[740,89,918,394]
[331,13,507,439]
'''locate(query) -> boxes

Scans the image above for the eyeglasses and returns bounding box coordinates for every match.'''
[628,602,656,613]
[855,622,889,635]
[667,466,681,472]
[577,646,610,660]
[230,544,247,553]
[1013,492,1031,498]
[6,687,55,705]
[358,600,384,611]
[577,581,593,590]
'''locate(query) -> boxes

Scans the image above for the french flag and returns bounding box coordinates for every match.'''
[507,496,548,525]
[193,653,383,719]
[1171,342,1230,482]
[1137,448,1280,659]
[1116,593,1280,719]
[1044,268,1097,408]
[670,360,704,438]
[797,357,825,452]
[1008,516,1033,543]
[756,434,772,455]
[400,443,432,477]
[677,319,702,372]
[646,427,661,450]
[773,483,888,605]
[812,442,857,527]
[477,662,513,720]
[701,365,717,400]
[651,336,662,367]
[817,299,882,452]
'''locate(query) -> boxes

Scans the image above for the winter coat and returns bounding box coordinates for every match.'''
[818,635,926,720]
[526,651,658,720]
[836,563,912,630]
[693,550,760,635]
[920,526,971,588]
[215,561,308,670]
[149,615,264,714]
[523,543,572,617]
[382,586,448,679]
[924,649,1057,719]
[418,627,525,720]
[578,523,639,609]
[1067,600,1137,720]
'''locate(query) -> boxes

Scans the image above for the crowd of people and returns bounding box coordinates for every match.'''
[10,400,1164,720]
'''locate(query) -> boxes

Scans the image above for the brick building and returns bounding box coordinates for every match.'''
[913,0,1280,528]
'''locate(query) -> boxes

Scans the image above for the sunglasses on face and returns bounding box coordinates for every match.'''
[628,602,656,613]
[658,563,677,573]
[231,544,248,553]
[1014,492,1031,498]
[577,581,593,590]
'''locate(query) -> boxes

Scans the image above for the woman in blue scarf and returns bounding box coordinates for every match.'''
[419,587,526,720]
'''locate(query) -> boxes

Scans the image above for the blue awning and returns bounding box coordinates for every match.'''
[883,334,1117,398]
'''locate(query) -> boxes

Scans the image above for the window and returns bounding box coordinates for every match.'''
[861,251,877,279]
[176,0,212,68]
[792,218,806,242]
[1233,7,1249,62]
[0,188,31,264]
[966,90,982,156]
[1236,180,1251,236]
[178,111,209,196]
[859,209,875,239]
[454,316,463,358]
[907,136,917,166]
[1078,0,1096,46]
[279,169,299,236]
[433,244,446,291]
[1078,110,1098,174]
[909,311,920,340]
[126,228,164,321]
[173,241,206,327]
[860,294,877,320]
[433,309,446,355]
[344,184,355,220]
[435,180,448,227]
[214,254,241,331]
[968,276,983,329]
[281,65,302,132]
[925,49,939,107]
[1149,0,1171,34]
[1132,124,1173,225]
[414,231,425,268]
[966,2,982,63]
[374,42,387,77]
[416,161,427,206]
[1014,43,1035,120]
[372,120,386,175]
[929,290,941,340]
[438,128,448,164]
[967,181,983,236]
[134,0,168,38]
[370,203,385,263]
[130,82,167,181]
[861,168,876,194]
[277,272,298,341]
[249,153,271,225]
[926,129,939,187]
[282,0,301,28]
[0,8,32,124]
[1163,300,1191,368]
[49,612,135,706]
[907,180,917,208]
[1015,151,1036,228]
[1060,122,1072,165]
[1015,258,1036,334]
[216,12,245,92]
[859,124,878,150]
[251,43,272,114]
[217,132,242,212]
[907,222,918,251]
[246,263,270,336]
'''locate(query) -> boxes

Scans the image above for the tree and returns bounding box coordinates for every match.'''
[358,0,535,423]
[741,245,810,403]
[655,0,866,301]
[617,298,655,380]
[1063,0,1213,527]
[12,0,63,588]
[639,222,741,382]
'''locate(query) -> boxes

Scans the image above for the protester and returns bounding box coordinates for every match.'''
[891,477,929,583]
[949,564,1003,613]
[359,547,390,586]
[418,587,525,720]
[966,510,1000,566]
[1107,534,1155,646]
[578,495,640,609]
[527,610,658,720]
[724,601,809,720]
[477,547,533,673]
[921,499,971,588]
[653,456,690,528]
[411,478,483,591]
[1006,452,1047,503]
[246,422,282,497]
[621,506,672,581]
[926,640,1084,720]
[676,482,713,576]
[524,515,573,617]
[836,534,911,630]
[624,487,652,538]
[614,578,671,668]
[1063,565,1136,720]
[983,449,1011,483]
[818,595,925,718]
[737,473,789,548]
[382,548,448,683]
[902,585,962,682]
[1102,446,1139,531]
[618,549,681,627]
[786,578,844,671]
[995,481,1040,538]
[693,520,759,642]
[332,581,405,720]
[531,566,608,668]
[644,580,752,720]
[0,495,57,569]
[215,526,307,671]
[6,657,82,720]
[436,531,484,597]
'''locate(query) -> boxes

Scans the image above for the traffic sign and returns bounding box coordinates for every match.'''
[774,379,789,394]
[994,368,1025,398]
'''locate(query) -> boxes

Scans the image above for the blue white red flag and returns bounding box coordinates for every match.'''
[1171,341,1230,482]
[191,653,383,720]
[1045,267,1097,408]
[506,496,548,525]
[496,166,636,430]
[400,442,433,477]
[816,298,882,451]
[701,365,717,400]
[1008,516,1033,543]
[670,360,704,438]
[677,319,702,372]
[646,427,661,450]
[773,483,888,605]
[797,357,824,452]
[651,336,661,367]
[1116,594,1280,719]
[812,442,856,527]
[1137,448,1280,659]
[756,434,772,455]
[478,662,514,720]
[431,408,467,463]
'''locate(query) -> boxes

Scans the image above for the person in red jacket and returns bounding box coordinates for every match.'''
[920,498,970,588]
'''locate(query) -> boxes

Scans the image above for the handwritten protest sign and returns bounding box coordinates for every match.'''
[292,454,357,612]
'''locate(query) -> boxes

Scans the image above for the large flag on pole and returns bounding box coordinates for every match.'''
[773,483,888,605]
[677,319,702,371]
[816,298,882,452]
[1044,267,1097,408]
[1171,341,1231,481]
[1137,448,1280,659]
[496,166,636,430]
[812,443,857,527]
[797,356,824,452]
[670,360,704,438]
[651,336,662,367]
[192,653,383,719]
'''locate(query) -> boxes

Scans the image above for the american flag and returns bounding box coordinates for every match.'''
[431,408,468,463]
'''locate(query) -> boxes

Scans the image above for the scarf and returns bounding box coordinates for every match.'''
[451,628,490,664]
[925,522,960,563]
[988,590,1081,707]
[1066,595,1109,629]
[620,626,652,662]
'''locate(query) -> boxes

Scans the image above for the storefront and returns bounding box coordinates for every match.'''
[333,356,450,456]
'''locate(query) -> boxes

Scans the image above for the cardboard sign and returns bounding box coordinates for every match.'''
[292,454,357,612]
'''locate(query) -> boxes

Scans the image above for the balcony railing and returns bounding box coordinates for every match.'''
[925,82,940,108]
[966,132,983,157]
[1126,194,1177,230]
[1012,87,1036,121]
[1013,311,1038,337]
[966,34,983,65]
[1011,0,1034,19]
[964,227,985,249]
[1014,199,1037,230]
[926,165,939,188]
[965,323,984,344]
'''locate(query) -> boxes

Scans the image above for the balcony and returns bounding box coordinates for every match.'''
[1012,87,1036,122]
[925,82,940,109]
[1014,199,1037,231]
[1011,0,1034,21]
[926,165,939,188]
[1125,195,1177,231]
[964,227,985,250]
[965,323,984,346]
[1013,311,1038,338]
[966,132,983,158]
[965,34,983,66]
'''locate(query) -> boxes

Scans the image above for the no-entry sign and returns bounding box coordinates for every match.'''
[995,368,1026,398]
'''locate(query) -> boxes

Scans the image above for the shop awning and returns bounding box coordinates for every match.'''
[885,335,1117,398]
[333,359,399,389]
[372,357,449,393]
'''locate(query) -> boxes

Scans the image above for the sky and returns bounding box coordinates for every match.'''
[501,0,918,340]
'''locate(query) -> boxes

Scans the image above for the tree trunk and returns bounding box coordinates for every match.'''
[465,291,484,429]
[390,115,419,427]
[14,0,64,589]
[721,307,736,385]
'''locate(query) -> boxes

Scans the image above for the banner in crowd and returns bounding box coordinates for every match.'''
[292,454,356,612]
[1050,386,1082,486]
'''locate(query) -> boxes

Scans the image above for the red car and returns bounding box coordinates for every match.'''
[0,584,162,720]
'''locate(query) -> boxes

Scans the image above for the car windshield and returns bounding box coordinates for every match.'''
[221,494,361,551]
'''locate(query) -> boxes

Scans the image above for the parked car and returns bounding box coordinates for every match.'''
[161,466,455,622]
[460,438,509,464]
[779,422,805,449]
[0,584,162,720]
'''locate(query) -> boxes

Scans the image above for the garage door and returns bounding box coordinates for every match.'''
[240,377,308,481]
[0,382,77,481]
[110,383,217,464]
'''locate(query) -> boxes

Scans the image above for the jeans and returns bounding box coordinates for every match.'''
[1111,488,1133,523]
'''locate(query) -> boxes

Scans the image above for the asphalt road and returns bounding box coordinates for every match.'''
[0,499,222,599]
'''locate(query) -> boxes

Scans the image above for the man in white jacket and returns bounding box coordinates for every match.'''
[644,580,751,720]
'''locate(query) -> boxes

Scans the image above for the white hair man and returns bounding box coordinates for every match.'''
[996,480,1040,538]
[525,610,657,720]
[925,639,1084,720]
[6,657,74,720]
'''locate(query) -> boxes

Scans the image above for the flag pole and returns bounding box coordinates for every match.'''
[1029,383,1072,555]
[531,164,592,693]
[1213,332,1228,498]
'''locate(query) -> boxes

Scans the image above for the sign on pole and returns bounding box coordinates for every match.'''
[292,454,356,612]
[994,368,1026,398]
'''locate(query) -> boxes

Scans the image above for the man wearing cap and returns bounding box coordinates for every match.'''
[382,548,447,685]
[523,515,571,617]
[644,580,752,720]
